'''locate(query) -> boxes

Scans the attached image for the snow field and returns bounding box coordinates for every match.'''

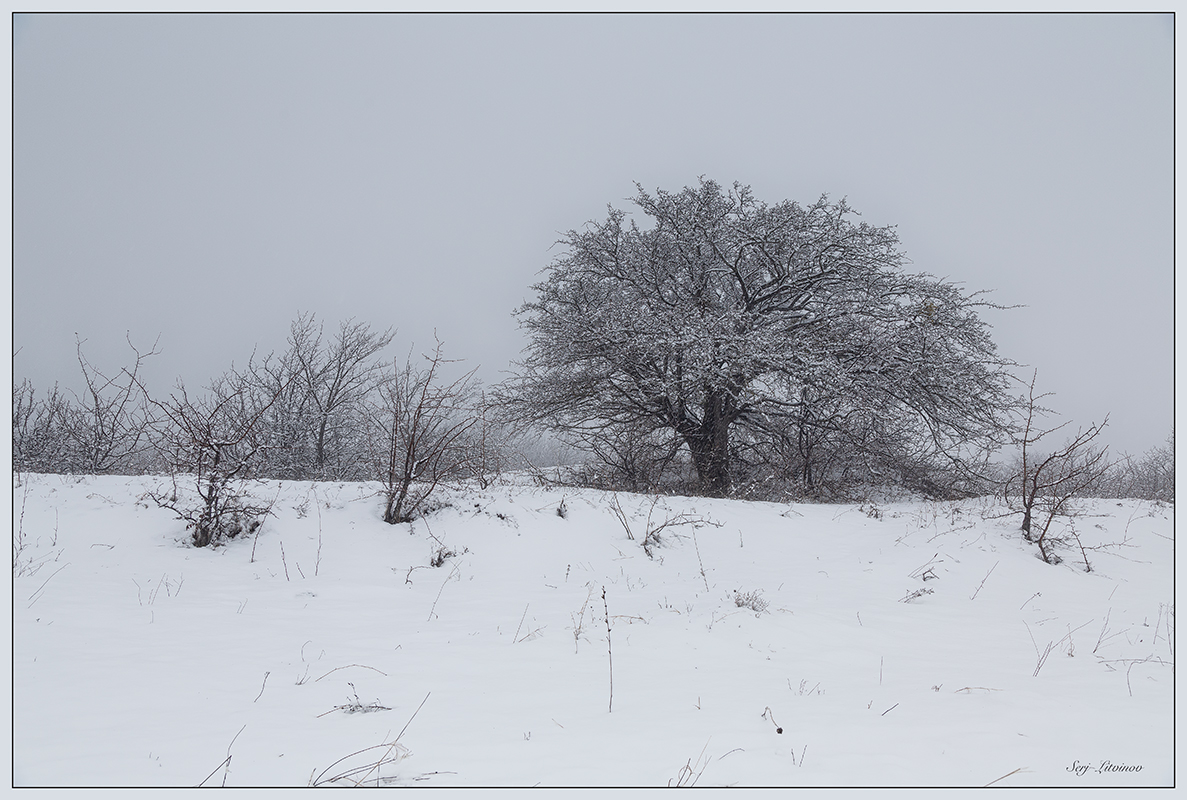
[11,474,1174,787]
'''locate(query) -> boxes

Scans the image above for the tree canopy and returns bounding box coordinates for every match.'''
[505,178,1015,497]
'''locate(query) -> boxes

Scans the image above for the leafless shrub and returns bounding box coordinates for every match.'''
[860,503,884,520]
[317,683,392,717]
[734,588,769,614]
[461,389,519,490]
[12,379,73,474]
[429,546,459,568]
[368,339,479,525]
[144,378,285,548]
[609,494,722,559]
[1004,371,1111,566]
[568,424,689,494]
[14,336,159,475]
[62,335,159,474]
[1092,430,1175,502]
[233,314,395,482]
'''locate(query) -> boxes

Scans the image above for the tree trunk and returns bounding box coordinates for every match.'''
[797,386,815,493]
[316,413,329,475]
[682,391,733,497]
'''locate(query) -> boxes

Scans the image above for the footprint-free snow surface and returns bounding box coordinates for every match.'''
[12,474,1174,787]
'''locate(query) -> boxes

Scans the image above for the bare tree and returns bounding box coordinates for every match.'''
[226,314,394,481]
[369,340,478,525]
[290,314,395,478]
[1005,371,1111,564]
[60,334,159,474]
[565,421,686,493]
[461,388,519,490]
[12,378,72,474]
[232,344,317,481]
[1096,430,1175,502]
[13,336,159,475]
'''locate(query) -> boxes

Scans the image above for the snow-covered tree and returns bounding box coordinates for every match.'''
[504,179,1015,497]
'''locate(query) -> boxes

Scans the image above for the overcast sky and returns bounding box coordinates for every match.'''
[12,12,1174,456]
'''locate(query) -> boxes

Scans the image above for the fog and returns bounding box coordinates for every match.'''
[12,12,1173,456]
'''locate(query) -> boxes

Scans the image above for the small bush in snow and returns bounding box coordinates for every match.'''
[899,587,934,603]
[734,589,769,614]
[610,494,721,560]
[321,683,391,716]
[144,379,281,548]
[429,546,458,568]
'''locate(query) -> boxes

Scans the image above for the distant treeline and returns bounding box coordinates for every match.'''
[12,313,1173,507]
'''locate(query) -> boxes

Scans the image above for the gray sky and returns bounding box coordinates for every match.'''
[12,12,1174,456]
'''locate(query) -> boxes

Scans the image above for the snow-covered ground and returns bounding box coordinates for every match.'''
[11,473,1174,788]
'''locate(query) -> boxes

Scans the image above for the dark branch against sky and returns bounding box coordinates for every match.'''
[12,12,1173,455]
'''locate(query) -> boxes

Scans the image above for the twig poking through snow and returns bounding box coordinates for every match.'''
[1033,642,1055,676]
[513,604,529,644]
[27,563,69,608]
[315,502,323,576]
[196,756,231,788]
[427,562,460,621]
[603,586,614,713]
[194,723,246,788]
[908,553,942,580]
[314,664,388,682]
[395,691,431,744]
[984,767,1025,786]
[668,740,711,787]
[970,562,998,600]
[692,529,710,593]
[254,671,270,702]
[1093,609,1130,655]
